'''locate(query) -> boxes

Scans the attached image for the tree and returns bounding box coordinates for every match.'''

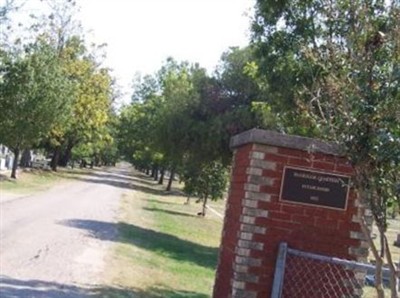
[1,0,115,175]
[182,159,228,216]
[95,111,120,166]
[117,86,164,176]
[252,1,400,296]
[119,53,270,195]
[151,59,198,190]
[44,36,114,170]
[59,63,113,167]
[23,0,114,171]
[0,38,73,178]
[119,51,276,201]
[212,47,278,159]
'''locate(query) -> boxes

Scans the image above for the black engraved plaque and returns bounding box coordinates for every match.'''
[280,166,350,210]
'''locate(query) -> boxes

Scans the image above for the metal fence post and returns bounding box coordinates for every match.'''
[271,242,288,298]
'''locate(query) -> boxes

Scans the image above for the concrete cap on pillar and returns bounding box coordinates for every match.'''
[230,129,343,156]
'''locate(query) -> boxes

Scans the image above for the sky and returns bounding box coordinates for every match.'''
[77,0,255,103]
[2,0,255,103]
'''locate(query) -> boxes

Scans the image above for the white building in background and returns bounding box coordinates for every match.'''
[0,145,14,171]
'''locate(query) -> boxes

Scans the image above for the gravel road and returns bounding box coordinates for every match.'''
[0,166,131,297]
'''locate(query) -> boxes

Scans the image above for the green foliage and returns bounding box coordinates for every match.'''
[117,49,272,196]
[44,36,115,168]
[253,0,400,218]
[182,160,228,202]
[117,98,161,166]
[152,59,196,163]
[0,38,73,151]
[1,0,115,174]
[252,0,400,294]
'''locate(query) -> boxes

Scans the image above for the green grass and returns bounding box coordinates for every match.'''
[105,172,224,298]
[0,169,63,195]
[0,167,103,196]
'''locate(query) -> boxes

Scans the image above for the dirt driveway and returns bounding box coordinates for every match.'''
[0,166,132,297]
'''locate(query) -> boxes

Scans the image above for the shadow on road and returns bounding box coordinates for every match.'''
[64,169,157,187]
[0,275,208,298]
[59,219,218,270]
[62,168,185,197]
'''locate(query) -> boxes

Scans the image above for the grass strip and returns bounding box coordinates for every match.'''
[105,173,223,297]
[0,169,63,194]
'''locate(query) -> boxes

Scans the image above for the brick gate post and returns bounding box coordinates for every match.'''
[213,129,367,298]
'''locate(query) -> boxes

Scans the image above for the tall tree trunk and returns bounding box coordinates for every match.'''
[201,195,208,216]
[51,146,61,171]
[158,168,165,185]
[166,167,175,191]
[382,228,399,298]
[20,149,31,168]
[59,140,74,167]
[94,155,100,167]
[11,148,20,179]
[154,166,159,181]
[380,232,385,258]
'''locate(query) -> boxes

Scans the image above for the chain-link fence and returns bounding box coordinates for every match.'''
[272,242,395,298]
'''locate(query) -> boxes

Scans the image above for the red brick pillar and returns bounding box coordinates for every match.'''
[213,129,368,298]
